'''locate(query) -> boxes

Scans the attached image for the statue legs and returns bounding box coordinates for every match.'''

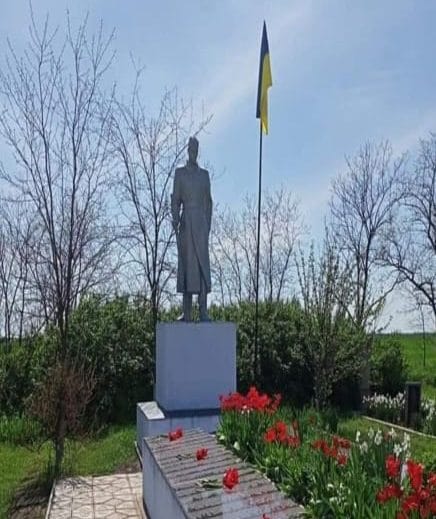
[199,277,210,322]
[177,293,193,322]
[177,278,209,322]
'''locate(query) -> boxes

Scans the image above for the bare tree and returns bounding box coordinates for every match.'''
[0,12,115,473]
[328,141,405,398]
[111,84,211,329]
[211,197,257,305]
[329,141,405,329]
[0,202,34,345]
[383,134,436,327]
[0,217,19,344]
[211,187,304,305]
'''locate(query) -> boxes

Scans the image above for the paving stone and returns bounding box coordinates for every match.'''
[50,512,72,519]
[47,472,144,519]
[94,504,115,516]
[71,504,94,518]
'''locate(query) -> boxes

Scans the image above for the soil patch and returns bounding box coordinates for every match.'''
[8,478,50,519]
[114,457,141,474]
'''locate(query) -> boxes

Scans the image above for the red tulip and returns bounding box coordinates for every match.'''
[196,448,208,461]
[223,467,239,490]
[168,427,183,441]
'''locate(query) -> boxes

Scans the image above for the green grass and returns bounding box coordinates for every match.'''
[0,443,50,518]
[64,424,137,476]
[338,416,436,471]
[0,423,137,518]
[382,333,436,398]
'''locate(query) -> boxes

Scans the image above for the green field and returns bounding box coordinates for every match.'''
[392,333,436,398]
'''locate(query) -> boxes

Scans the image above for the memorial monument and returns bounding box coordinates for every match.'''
[137,137,236,454]
[171,136,212,322]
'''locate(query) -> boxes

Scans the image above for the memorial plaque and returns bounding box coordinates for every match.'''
[405,381,421,428]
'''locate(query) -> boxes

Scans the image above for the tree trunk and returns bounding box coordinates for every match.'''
[53,391,66,477]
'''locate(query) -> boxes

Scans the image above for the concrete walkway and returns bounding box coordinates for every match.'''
[47,473,145,519]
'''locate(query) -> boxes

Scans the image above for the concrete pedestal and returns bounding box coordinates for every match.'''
[156,322,236,411]
[137,321,236,457]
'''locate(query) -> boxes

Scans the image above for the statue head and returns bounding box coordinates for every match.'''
[187,136,199,164]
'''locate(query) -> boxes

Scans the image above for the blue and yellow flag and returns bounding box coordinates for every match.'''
[256,21,272,134]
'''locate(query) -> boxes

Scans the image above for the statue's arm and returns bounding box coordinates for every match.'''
[205,171,212,233]
[171,169,181,232]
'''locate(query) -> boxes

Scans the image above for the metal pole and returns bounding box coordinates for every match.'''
[254,120,263,379]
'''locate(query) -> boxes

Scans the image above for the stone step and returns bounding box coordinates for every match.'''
[142,428,303,519]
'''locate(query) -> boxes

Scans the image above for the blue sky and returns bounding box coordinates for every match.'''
[1,1,435,330]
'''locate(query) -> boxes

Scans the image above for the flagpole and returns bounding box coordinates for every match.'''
[254,119,263,380]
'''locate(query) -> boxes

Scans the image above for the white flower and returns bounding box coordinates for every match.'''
[360,441,368,454]
[394,443,402,457]
[388,428,397,440]
[355,431,361,443]
[363,392,404,421]
[368,427,374,440]
[374,430,383,445]
[233,441,240,451]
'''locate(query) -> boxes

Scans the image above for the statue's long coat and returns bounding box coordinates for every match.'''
[171,164,212,294]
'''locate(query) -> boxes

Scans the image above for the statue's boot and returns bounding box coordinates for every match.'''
[177,293,192,322]
[199,291,210,322]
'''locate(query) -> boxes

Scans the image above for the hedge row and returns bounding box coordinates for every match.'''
[0,296,408,426]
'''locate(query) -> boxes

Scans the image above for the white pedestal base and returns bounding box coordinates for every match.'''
[155,322,237,411]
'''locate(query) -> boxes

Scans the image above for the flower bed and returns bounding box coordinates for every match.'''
[364,393,436,436]
[218,387,436,518]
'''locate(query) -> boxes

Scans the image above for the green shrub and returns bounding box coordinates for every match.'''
[1,296,153,426]
[371,336,409,396]
[0,296,368,429]
[0,343,32,415]
[331,375,361,410]
[67,295,154,424]
[211,301,314,406]
[210,300,363,410]
[0,336,54,416]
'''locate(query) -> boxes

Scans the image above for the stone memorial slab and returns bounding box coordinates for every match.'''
[142,429,304,519]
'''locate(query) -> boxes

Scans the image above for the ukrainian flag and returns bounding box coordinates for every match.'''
[256,21,272,134]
